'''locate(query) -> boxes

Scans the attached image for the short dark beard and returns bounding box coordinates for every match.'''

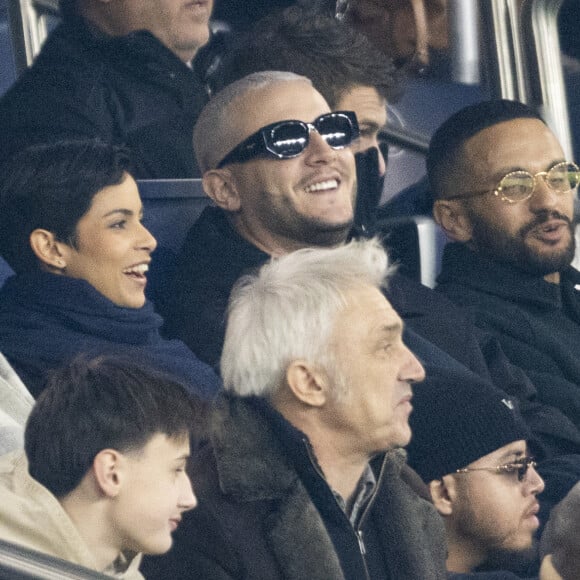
[468,209,576,277]
[293,216,354,247]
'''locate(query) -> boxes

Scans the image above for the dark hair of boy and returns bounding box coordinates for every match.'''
[25,355,201,497]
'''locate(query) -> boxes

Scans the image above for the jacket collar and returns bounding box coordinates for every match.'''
[209,393,406,501]
[197,207,270,270]
[210,394,298,500]
[438,242,580,309]
[57,16,200,78]
[197,204,378,269]
[208,394,445,580]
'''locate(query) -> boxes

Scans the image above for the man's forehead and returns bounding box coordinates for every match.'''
[230,80,331,140]
[452,117,564,183]
[462,118,561,162]
[344,285,399,322]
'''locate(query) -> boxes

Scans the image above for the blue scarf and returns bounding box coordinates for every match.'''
[0,271,221,399]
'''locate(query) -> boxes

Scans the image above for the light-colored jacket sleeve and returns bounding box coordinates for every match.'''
[0,353,34,454]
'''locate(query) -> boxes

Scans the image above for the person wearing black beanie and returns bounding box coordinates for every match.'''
[406,367,545,575]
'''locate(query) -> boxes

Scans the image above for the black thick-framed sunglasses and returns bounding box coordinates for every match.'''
[216,111,359,169]
[455,455,537,482]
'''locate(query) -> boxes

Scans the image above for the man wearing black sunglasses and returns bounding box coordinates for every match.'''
[406,366,545,575]
[192,71,358,254]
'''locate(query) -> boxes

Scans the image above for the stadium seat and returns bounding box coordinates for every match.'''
[138,179,213,303]
[0,259,13,289]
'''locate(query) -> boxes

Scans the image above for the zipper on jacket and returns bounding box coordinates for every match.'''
[353,456,391,580]
[356,529,371,580]
[357,530,366,555]
[357,453,389,529]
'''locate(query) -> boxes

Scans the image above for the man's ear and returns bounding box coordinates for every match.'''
[433,199,472,242]
[29,229,69,271]
[92,449,125,498]
[428,476,455,516]
[203,169,241,212]
[285,360,329,408]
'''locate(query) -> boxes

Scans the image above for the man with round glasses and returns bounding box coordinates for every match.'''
[406,366,545,575]
[429,99,580,434]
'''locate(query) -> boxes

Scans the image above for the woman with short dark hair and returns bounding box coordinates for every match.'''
[0,139,221,398]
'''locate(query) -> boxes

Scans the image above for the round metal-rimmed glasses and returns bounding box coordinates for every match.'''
[443,161,580,204]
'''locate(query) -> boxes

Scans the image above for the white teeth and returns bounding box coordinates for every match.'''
[304,179,338,193]
[123,264,149,275]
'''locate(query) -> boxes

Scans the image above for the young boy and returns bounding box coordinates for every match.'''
[0,355,198,578]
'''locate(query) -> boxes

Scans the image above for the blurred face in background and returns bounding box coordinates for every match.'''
[104,0,214,62]
[337,85,388,176]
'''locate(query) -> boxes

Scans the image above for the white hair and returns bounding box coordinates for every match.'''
[220,237,392,397]
[193,71,312,173]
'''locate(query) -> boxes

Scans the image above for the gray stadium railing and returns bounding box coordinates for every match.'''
[0,538,112,580]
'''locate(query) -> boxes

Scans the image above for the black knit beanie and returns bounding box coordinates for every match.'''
[406,366,531,482]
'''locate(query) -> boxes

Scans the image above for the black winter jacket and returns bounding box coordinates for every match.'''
[437,242,580,433]
[0,17,209,178]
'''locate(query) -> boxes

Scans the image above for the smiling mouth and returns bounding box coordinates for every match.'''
[304,179,339,193]
[123,263,149,280]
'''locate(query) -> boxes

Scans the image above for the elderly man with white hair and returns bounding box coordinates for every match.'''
[143,238,447,580]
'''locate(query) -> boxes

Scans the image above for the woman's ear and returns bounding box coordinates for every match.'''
[203,169,241,212]
[433,199,473,242]
[29,229,68,271]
